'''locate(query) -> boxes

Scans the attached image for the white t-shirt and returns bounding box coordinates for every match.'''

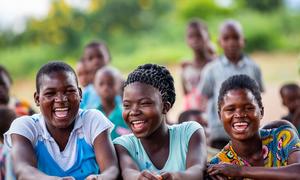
[4,109,113,171]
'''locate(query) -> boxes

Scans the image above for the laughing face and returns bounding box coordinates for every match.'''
[34,71,82,131]
[219,89,263,141]
[122,82,165,138]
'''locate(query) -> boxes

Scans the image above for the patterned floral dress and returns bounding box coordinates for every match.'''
[210,125,300,167]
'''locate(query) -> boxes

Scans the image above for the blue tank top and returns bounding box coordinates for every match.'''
[35,138,99,180]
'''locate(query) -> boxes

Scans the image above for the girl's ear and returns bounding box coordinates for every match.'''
[34,92,40,106]
[260,106,264,119]
[162,102,171,114]
[78,87,82,100]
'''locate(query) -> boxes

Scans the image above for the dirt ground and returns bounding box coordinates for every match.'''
[11,53,299,127]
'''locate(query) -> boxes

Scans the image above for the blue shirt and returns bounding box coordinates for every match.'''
[80,84,122,110]
[5,109,113,180]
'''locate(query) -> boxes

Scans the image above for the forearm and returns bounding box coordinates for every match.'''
[121,168,142,180]
[173,164,204,180]
[241,164,300,180]
[98,166,119,180]
[15,163,54,180]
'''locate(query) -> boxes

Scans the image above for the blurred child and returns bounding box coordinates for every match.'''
[178,109,208,136]
[208,74,300,179]
[75,60,91,89]
[82,42,111,81]
[114,64,207,179]
[181,19,214,110]
[4,61,119,180]
[94,66,130,140]
[178,110,219,160]
[280,83,300,122]
[80,41,111,109]
[0,106,16,180]
[197,19,264,149]
[0,65,35,117]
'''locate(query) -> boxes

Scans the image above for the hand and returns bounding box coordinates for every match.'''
[160,172,175,180]
[138,170,162,180]
[207,163,242,178]
[85,174,102,180]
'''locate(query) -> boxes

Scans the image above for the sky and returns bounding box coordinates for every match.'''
[0,0,50,31]
[0,0,89,32]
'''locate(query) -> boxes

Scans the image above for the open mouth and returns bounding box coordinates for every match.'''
[232,122,249,132]
[130,120,147,131]
[54,107,69,119]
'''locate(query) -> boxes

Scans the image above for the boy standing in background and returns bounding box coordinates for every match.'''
[197,19,264,149]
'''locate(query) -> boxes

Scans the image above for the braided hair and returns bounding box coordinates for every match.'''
[124,64,176,107]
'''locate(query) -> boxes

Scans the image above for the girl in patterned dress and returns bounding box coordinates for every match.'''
[208,74,300,179]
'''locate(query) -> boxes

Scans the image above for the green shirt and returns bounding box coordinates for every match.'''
[98,103,130,140]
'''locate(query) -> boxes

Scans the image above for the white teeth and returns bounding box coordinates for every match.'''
[55,108,68,111]
[54,108,68,118]
[234,122,248,126]
[131,120,144,124]
[233,122,248,132]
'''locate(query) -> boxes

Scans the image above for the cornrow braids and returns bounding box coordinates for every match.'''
[124,64,176,107]
[218,74,263,111]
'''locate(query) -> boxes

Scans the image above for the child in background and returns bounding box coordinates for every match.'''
[4,61,119,180]
[197,19,264,150]
[94,66,130,140]
[80,41,111,109]
[178,110,219,160]
[0,107,16,180]
[0,65,35,117]
[114,64,207,180]
[75,60,91,89]
[181,19,214,110]
[208,75,300,179]
[280,83,300,122]
[178,110,208,136]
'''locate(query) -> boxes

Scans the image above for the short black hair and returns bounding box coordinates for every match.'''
[280,83,300,97]
[218,74,263,111]
[0,106,16,140]
[178,109,202,124]
[35,61,78,93]
[124,64,176,107]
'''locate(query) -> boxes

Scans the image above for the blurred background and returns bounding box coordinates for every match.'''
[0,0,299,123]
